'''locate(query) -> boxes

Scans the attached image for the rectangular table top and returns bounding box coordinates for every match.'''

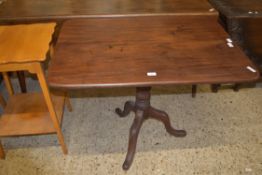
[208,0,262,18]
[0,0,216,23]
[48,15,259,89]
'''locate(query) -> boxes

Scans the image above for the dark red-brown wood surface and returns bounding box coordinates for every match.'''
[48,15,259,89]
[0,0,216,23]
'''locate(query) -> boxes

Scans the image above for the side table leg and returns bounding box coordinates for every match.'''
[233,83,240,92]
[0,141,5,159]
[36,63,68,155]
[65,93,73,112]
[192,85,197,98]
[0,94,6,108]
[211,84,220,93]
[17,71,27,93]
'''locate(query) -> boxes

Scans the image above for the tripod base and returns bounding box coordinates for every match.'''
[115,87,186,170]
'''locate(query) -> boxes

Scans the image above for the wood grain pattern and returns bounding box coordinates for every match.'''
[0,23,56,64]
[48,16,259,89]
[2,72,13,96]
[0,0,216,23]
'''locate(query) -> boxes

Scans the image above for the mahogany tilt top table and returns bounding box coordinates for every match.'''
[48,15,259,170]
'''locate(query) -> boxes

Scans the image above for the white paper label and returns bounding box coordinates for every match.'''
[147,72,157,77]
[226,38,233,43]
[246,66,257,73]
[227,43,234,48]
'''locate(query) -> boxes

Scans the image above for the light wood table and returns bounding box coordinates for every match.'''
[0,23,70,158]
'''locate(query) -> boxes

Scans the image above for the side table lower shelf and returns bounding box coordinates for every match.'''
[0,92,65,137]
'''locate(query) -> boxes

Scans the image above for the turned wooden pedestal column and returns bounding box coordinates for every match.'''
[115,87,187,170]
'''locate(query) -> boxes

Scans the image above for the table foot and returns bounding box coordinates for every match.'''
[122,110,144,170]
[115,101,135,117]
[115,87,186,170]
[149,107,186,137]
[233,83,240,92]
[192,85,197,98]
[211,84,220,93]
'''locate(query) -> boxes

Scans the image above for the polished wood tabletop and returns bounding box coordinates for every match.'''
[48,15,259,89]
[0,0,216,23]
[209,0,262,18]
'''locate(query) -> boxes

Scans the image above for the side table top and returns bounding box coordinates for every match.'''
[0,23,55,64]
[48,15,259,89]
[0,0,216,23]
